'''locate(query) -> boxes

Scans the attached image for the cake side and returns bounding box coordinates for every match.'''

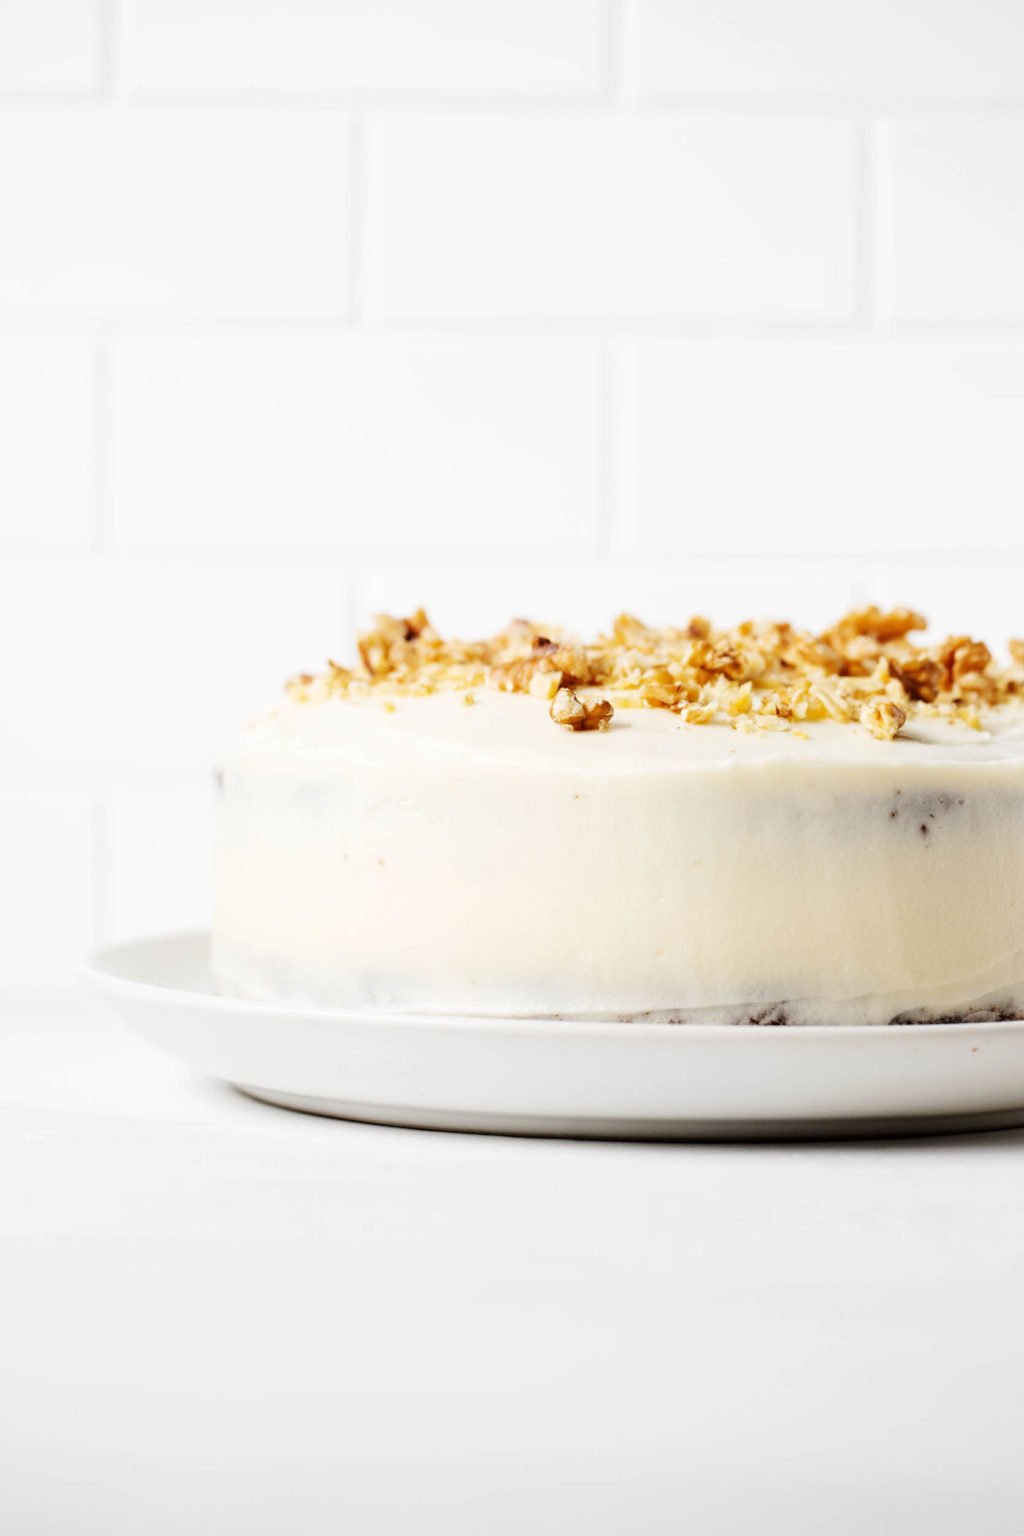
[211,608,1024,1026]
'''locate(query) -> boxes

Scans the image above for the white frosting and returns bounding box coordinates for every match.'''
[211,691,1024,1024]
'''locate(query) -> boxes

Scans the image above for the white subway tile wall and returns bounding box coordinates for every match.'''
[880,117,1024,323]
[104,783,213,944]
[364,115,859,320]
[0,110,351,319]
[119,0,606,95]
[110,335,604,551]
[0,568,348,775]
[0,339,96,546]
[626,341,1024,554]
[623,0,1024,101]
[0,2,101,92]
[0,797,95,987]
[1,0,1022,989]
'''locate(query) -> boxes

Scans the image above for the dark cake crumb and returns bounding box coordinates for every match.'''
[890,1001,1018,1026]
[746,1004,789,1027]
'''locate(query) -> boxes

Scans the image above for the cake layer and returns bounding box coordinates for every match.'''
[211,690,1024,1024]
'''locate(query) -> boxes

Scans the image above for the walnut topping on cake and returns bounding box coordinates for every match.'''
[550,687,614,732]
[860,698,908,742]
[285,606,1024,739]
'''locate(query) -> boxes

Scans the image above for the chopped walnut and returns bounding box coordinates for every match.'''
[759,693,793,721]
[890,656,943,703]
[403,608,431,640]
[550,688,586,729]
[640,679,686,709]
[951,639,992,682]
[547,642,593,685]
[490,655,559,694]
[861,698,907,741]
[583,696,614,731]
[824,606,926,647]
[610,613,650,648]
[808,686,853,723]
[284,671,315,703]
[702,643,749,681]
[726,683,753,716]
[529,670,561,701]
[288,604,1024,741]
[357,613,412,677]
[550,688,614,732]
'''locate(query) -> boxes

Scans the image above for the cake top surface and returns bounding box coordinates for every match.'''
[282,606,1024,745]
[240,685,1024,775]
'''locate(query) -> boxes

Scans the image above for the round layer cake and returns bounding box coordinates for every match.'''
[211,608,1024,1025]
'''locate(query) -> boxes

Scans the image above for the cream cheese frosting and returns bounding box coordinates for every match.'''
[211,658,1024,1025]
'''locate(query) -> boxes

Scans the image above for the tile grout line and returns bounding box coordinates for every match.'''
[339,569,361,655]
[856,113,885,334]
[92,325,114,555]
[98,0,122,99]
[349,116,365,325]
[855,114,872,331]
[603,0,625,103]
[91,796,109,953]
[49,314,899,339]
[599,337,619,560]
[24,314,1024,342]
[6,88,1020,117]
[870,115,894,330]
[348,565,371,629]
[608,336,638,557]
[6,543,1024,572]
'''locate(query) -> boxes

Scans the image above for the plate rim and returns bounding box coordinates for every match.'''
[84,929,1024,1045]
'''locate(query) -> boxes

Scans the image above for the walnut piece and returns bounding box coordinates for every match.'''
[824,606,926,646]
[890,656,943,702]
[550,687,614,732]
[550,688,586,728]
[861,698,907,741]
[490,656,559,694]
[951,639,992,681]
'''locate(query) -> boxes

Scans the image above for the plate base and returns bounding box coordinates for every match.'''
[85,934,1024,1145]
[237,1085,1024,1142]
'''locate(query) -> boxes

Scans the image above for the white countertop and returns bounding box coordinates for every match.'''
[3,999,1024,1536]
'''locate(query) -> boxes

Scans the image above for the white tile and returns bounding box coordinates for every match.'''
[883,118,1024,323]
[0,795,93,986]
[121,0,603,94]
[624,0,1024,101]
[0,1,100,92]
[0,337,95,545]
[0,109,349,320]
[365,114,858,321]
[0,569,347,773]
[105,783,213,943]
[627,340,1024,556]
[110,335,602,551]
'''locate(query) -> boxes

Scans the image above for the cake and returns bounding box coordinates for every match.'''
[211,607,1024,1026]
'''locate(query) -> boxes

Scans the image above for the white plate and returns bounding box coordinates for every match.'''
[86,932,1024,1141]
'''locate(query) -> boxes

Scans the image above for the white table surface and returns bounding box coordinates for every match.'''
[3,996,1024,1536]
